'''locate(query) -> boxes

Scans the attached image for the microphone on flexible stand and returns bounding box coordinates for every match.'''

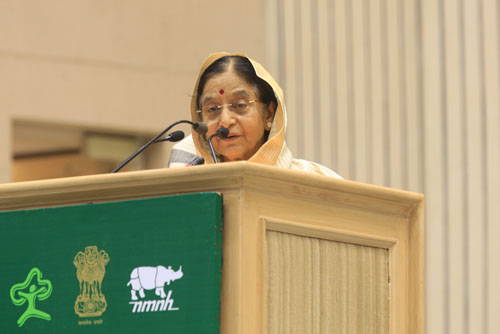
[208,127,229,164]
[154,130,185,143]
[110,120,208,173]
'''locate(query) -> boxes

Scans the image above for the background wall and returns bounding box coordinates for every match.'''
[266,0,499,333]
[0,0,266,181]
[1,1,499,333]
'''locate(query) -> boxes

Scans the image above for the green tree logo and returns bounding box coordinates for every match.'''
[10,267,53,327]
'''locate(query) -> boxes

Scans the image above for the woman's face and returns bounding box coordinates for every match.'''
[199,68,274,162]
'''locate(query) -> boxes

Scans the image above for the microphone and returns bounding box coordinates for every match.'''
[154,130,185,143]
[215,127,229,138]
[192,122,208,135]
[208,127,229,164]
[187,156,205,166]
[111,120,207,173]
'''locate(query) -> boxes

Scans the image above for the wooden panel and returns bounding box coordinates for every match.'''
[408,197,425,334]
[259,200,416,334]
[267,231,389,333]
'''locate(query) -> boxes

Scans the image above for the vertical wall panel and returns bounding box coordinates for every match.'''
[380,0,391,187]
[463,0,487,332]
[483,1,500,333]
[293,0,305,157]
[328,0,340,173]
[443,0,466,333]
[398,0,410,191]
[317,0,334,169]
[422,0,447,333]
[387,0,404,190]
[352,0,369,183]
[282,0,299,155]
[368,0,388,186]
[333,0,351,178]
[362,0,375,184]
[404,0,424,194]
[310,0,321,163]
[300,0,315,161]
[265,0,280,81]
[344,0,356,179]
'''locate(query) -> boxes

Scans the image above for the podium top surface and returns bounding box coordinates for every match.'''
[0,161,422,217]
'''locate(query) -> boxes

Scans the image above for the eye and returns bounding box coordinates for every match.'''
[205,105,221,113]
[233,101,249,111]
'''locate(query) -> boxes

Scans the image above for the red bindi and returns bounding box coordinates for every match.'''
[219,89,224,95]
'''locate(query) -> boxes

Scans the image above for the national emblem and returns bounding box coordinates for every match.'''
[73,246,110,317]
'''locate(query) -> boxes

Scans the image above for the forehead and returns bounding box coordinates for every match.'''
[201,69,256,99]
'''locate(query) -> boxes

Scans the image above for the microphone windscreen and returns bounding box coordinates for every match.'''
[167,130,185,142]
[216,127,229,138]
[192,122,208,135]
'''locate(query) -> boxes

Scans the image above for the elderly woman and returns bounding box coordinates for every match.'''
[169,52,341,178]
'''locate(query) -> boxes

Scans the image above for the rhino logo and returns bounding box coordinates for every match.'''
[127,266,183,300]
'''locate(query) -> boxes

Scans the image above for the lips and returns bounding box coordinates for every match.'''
[222,133,240,140]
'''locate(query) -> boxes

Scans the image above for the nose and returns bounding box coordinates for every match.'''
[219,106,236,127]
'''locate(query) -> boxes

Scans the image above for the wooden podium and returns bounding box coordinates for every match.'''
[0,162,424,333]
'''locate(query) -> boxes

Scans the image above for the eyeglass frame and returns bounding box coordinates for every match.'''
[196,99,261,121]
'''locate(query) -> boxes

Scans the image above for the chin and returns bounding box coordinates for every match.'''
[218,149,243,162]
[221,151,250,162]
[218,146,257,162]
[222,156,245,162]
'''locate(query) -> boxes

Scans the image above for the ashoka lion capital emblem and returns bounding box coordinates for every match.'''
[73,246,110,317]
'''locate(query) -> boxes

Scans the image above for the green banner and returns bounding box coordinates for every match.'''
[0,193,222,333]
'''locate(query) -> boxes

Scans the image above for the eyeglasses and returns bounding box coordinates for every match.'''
[197,100,259,121]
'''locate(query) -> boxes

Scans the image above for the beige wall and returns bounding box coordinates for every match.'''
[0,0,266,181]
[0,118,10,180]
[267,0,500,333]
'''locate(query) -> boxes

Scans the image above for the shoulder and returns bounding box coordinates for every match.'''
[290,158,343,179]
